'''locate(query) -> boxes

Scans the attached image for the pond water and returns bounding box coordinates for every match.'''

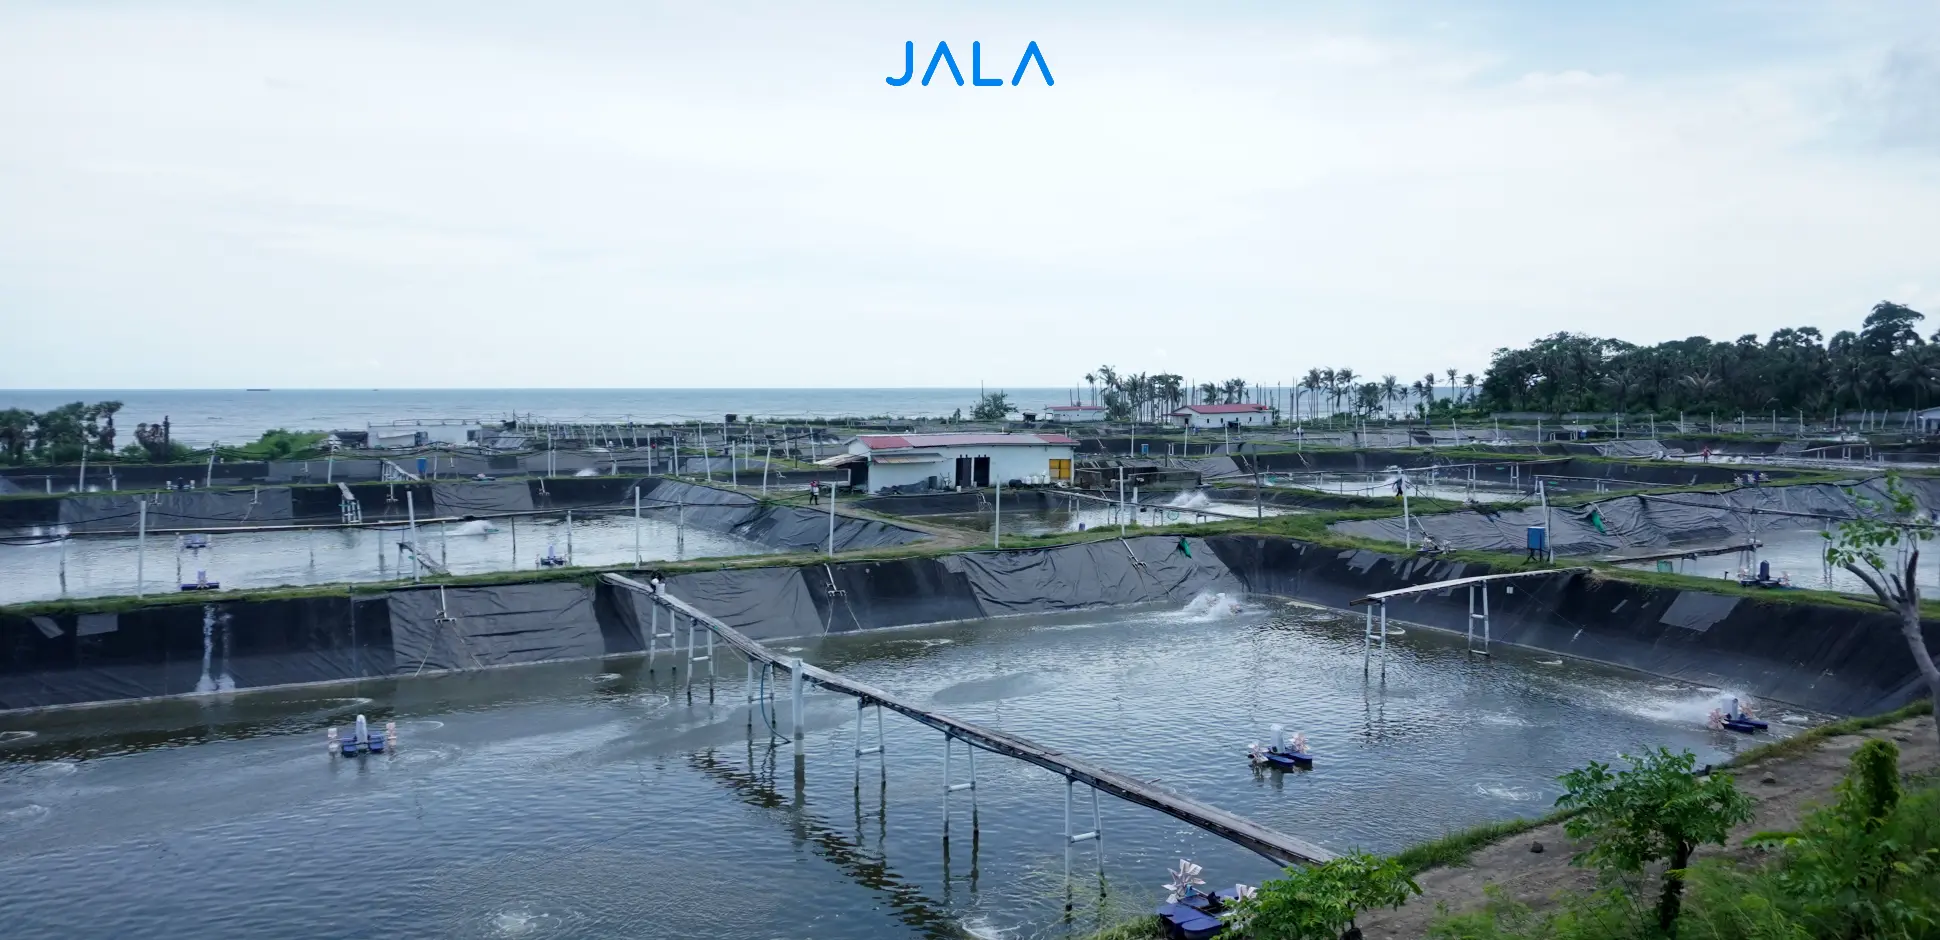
[1265,472,1525,504]
[0,597,1814,940]
[0,514,770,605]
[1614,527,1940,599]
[924,491,1299,536]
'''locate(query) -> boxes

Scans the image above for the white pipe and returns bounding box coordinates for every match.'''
[993,478,1002,548]
[633,486,642,565]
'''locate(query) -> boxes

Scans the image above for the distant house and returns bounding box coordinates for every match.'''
[1919,407,1940,434]
[846,433,1077,494]
[366,419,481,448]
[1044,404,1106,423]
[1170,403,1271,429]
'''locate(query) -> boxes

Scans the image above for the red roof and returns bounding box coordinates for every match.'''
[858,433,1077,450]
[1172,404,1269,414]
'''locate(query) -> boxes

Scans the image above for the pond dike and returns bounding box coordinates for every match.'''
[1,535,1929,716]
[0,475,912,544]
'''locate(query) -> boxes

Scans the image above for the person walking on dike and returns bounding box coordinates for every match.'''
[808,480,820,505]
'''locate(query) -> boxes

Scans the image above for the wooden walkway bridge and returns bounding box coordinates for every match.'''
[603,573,1334,867]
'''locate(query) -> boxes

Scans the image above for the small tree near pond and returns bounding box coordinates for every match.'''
[1824,473,1940,751]
[1236,849,1421,940]
[1556,748,1753,938]
[970,391,1012,422]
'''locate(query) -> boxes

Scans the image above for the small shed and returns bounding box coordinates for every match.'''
[848,433,1077,494]
[1170,403,1271,429]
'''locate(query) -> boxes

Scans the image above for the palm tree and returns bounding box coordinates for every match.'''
[1096,366,1120,402]
[1197,381,1220,407]
[1083,372,1097,406]
[1681,370,1719,404]
[1154,373,1184,418]
[1446,369,1459,400]
[1300,369,1325,421]
[1335,368,1358,415]
[1422,373,1439,410]
[1379,375,1401,418]
[1462,373,1477,403]
[1356,383,1383,417]
[1221,378,1248,404]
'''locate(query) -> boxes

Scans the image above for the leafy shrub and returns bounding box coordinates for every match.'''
[1236,850,1420,939]
[1557,748,1753,936]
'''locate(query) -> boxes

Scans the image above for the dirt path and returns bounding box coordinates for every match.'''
[1358,717,1940,938]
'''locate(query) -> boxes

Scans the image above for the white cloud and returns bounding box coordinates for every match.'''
[1516,69,1624,90]
[0,2,1935,389]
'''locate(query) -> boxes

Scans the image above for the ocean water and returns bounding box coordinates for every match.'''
[0,596,1808,940]
[0,389,1079,447]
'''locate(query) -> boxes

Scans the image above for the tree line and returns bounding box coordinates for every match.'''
[0,402,184,465]
[1477,301,1934,416]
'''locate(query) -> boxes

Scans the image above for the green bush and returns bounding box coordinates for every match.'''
[1432,738,1940,940]
[1722,739,1940,939]
[1236,850,1420,939]
[1557,748,1753,937]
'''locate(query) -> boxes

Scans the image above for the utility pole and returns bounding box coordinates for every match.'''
[826,474,838,557]
[1539,479,1553,565]
[994,478,1002,548]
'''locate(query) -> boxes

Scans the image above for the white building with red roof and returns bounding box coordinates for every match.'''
[844,432,1076,494]
[1170,403,1272,429]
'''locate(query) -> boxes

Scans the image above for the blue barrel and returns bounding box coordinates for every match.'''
[1140,443,1149,455]
[1526,526,1547,551]
[416,457,428,476]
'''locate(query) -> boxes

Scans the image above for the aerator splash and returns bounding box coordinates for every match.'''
[326,715,397,757]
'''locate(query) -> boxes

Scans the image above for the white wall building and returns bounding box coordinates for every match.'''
[847,433,1076,494]
[1043,404,1106,423]
[366,419,484,448]
[1170,403,1272,429]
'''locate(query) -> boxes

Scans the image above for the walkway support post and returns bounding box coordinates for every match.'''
[1063,777,1103,877]
[943,733,978,833]
[1467,583,1492,655]
[854,698,885,782]
[790,658,806,757]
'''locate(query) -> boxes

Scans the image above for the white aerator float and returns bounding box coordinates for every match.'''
[177,533,221,591]
[327,715,398,757]
[1248,724,1314,770]
[1707,697,1768,734]
[1155,858,1253,939]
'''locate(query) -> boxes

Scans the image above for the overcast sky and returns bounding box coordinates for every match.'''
[3,1,1937,389]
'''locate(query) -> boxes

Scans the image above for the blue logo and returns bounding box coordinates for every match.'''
[886,41,1054,87]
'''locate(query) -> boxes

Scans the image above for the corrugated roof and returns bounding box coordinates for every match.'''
[1172,404,1270,415]
[858,433,1077,450]
[1045,405,1103,411]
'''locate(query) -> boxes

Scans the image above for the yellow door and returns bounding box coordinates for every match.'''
[1049,458,1071,481]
